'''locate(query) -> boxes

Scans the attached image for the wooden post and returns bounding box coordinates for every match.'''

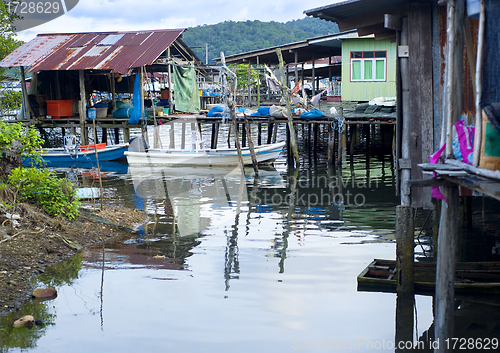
[313,123,319,158]
[258,122,262,146]
[311,52,316,96]
[350,124,356,156]
[169,123,175,149]
[243,113,259,175]
[228,79,245,173]
[78,70,88,145]
[181,123,186,149]
[211,123,219,149]
[123,127,130,142]
[396,205,415,294]
[400,17,411,206]
[241,122,247,148]
[434,186,459,350]
[256,56,261,107]
[267,122,274,144]
[307,124,311,149]
[473,0,485,167]
[110,73,117,112]
[55,71,62,100]
[328,122,334,165]
[277,48,300,168]
[294,51,299,87]
[19,66,31,120]
[114,128,120,144]
[167,47,174,113]
[247,58,252,106]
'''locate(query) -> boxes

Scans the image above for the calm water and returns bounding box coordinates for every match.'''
[6,120,488,351]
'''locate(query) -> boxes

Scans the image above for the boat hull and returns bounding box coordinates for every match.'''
[23,144,128,167]
[357,259,500,296]
[124,142,285,167]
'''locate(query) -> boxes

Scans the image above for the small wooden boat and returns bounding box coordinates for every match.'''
[357,259,500,295]
[124,141,285,167]
[23,140,129,167]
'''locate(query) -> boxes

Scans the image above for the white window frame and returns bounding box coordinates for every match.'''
[350,52,387,82]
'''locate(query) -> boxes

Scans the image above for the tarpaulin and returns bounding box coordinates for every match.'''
[173,64,200,113]
[128,74,143,124]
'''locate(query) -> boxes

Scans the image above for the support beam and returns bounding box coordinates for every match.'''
[19,66,31,120]
[78,70,88,145]
[400,18,411,206]
[385,14,402,30]
[434,185,459,350]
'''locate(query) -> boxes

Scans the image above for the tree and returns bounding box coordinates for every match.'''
[0,1,22,78]
[230,64,259,92]
[0,2,23,113]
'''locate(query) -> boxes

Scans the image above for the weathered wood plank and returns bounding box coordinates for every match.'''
[408,2,434,209]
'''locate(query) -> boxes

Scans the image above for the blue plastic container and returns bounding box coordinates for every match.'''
[88,108,96,120]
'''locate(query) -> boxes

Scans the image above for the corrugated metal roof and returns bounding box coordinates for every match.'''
[0,29,185,74]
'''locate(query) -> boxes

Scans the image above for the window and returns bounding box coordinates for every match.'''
[350,51,387,82]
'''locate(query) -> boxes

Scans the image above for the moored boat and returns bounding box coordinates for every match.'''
[124,141,285,167]
[24,142,129,167]
[357,259,500,295]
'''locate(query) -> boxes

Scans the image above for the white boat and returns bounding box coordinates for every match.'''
[124,141,285,167]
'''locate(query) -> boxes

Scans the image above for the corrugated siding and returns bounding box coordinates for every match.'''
[341,38,397,101]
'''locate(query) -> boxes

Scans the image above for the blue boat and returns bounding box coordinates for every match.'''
[23,143,129,167]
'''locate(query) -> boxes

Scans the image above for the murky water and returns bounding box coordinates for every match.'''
[2,124,498,352]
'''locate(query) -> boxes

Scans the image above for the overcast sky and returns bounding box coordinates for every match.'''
[14,0,340,42]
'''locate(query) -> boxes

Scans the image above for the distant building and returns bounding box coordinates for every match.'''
[340,35,397,102]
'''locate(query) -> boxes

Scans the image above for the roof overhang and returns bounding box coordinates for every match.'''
[304,0,419,42]
[215,31,356,66]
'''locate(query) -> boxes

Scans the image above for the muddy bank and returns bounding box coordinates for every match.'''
[0,204,148,316]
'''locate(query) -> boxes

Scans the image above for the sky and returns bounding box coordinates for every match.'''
[14,0,341,42]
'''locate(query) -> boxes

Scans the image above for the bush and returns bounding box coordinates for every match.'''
[0,90,22,111]
[0,120,44,162]
[8,167,80,220]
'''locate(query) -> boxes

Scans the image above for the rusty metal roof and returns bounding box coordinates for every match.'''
[0,29,186,74]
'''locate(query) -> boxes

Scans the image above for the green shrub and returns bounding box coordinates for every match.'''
[0,120,44,163]
[0,90,22,111]
[8,167,80,220]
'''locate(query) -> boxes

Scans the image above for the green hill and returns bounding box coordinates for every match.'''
[183,17,339,64]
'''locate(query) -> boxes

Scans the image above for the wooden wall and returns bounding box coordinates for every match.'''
[408,2,434,209]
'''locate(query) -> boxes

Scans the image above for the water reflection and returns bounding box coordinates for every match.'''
[1,152,417,353]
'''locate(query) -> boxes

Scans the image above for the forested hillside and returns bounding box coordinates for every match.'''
[183,17,339,64]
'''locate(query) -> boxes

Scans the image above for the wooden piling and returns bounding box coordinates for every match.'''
[313,123,319,158]
[277,48,299,168]
[241,122,247,148]
[395,205,415,295]
[435,185,459,350]
[169,123,175,149]
[267,122,274,144]
[181,123,186,149]
[78,70,88,145]
[211,123,220,149]
[327,122,334,165]
[243,113,259,175]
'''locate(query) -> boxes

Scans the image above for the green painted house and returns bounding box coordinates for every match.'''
[340,35,397,102]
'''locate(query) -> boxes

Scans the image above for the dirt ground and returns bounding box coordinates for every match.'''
[0,202,148,317]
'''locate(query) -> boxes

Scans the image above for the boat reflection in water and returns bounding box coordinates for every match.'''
[128,165,284,237]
